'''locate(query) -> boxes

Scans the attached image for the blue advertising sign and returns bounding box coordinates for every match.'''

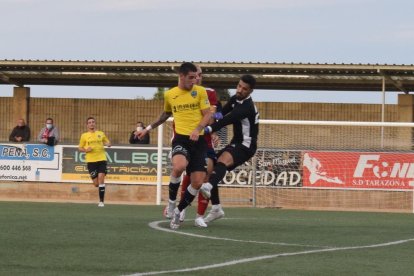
[0,144,54,161]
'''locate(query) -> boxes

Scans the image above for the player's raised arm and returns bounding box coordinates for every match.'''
[137,111,172,139]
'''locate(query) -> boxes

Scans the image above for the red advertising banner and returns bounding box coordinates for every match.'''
[302,151,414,190]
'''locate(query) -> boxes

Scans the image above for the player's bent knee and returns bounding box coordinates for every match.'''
[190,182,203,190]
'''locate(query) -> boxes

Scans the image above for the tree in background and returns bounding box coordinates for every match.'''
[215,88,230,101]
[153,87,168,100]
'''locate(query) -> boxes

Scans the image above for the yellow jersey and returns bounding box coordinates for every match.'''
[164,85,210,135]
[78,130,110,163]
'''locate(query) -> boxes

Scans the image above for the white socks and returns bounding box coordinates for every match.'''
[187,185,198,196]
[204,182,213,191]
[212,204,221,210]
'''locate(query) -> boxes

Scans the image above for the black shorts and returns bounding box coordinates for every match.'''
[171,134,207,173]
[217,143,257,171]
[206,147,217,163]
[87,161,108,179]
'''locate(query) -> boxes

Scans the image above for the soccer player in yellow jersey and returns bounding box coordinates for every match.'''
[137,62,212,229]
[78,117,111,207]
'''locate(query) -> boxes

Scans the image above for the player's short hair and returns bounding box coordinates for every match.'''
[241,74,256,89]
[178,62,197,75]
[46,117,53,123]
[86,116,95,123]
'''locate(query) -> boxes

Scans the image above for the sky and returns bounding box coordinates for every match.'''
[1,0,413,104]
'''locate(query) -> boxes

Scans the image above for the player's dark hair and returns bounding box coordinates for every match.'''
[241,74,256,89]
[86,116,95,123]
[178,62,197,75]
[46,117,53,123]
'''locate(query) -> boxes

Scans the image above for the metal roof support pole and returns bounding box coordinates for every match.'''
[381,76,386,149]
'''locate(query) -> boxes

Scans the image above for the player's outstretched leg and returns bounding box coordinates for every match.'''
[170,207,181,230]
[194,193,208,227]
[204,181,224,223]
[200,162,227,198]
[164,200,176,219]
[179,174,191,222]
[164,175,181,219]
[170,184,198,230]
[204,204,225,223]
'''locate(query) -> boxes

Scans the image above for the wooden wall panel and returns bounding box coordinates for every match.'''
[0,96,404,149]
[0,97,14,141]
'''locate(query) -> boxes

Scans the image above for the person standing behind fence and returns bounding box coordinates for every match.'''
[9,118,30,142]
[37,117,59,146]
[78,117,111,207]
[129,121,150,144]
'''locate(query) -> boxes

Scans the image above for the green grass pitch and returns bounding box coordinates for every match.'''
[0,201,413,275]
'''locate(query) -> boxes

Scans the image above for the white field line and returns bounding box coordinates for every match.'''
[124,219,414,276]
[148,220,330,248]
[127,230,414,276]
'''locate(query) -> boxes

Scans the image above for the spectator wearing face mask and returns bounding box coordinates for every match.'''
[9,118,31,142]
[129,121,150,144]
[37,117,59,146]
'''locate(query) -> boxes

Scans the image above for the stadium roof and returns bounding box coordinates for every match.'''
[1,59,414,92]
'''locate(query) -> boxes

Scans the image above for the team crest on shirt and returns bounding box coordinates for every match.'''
[191,91,197,98]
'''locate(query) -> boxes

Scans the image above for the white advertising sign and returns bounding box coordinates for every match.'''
[0,143,61,182]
